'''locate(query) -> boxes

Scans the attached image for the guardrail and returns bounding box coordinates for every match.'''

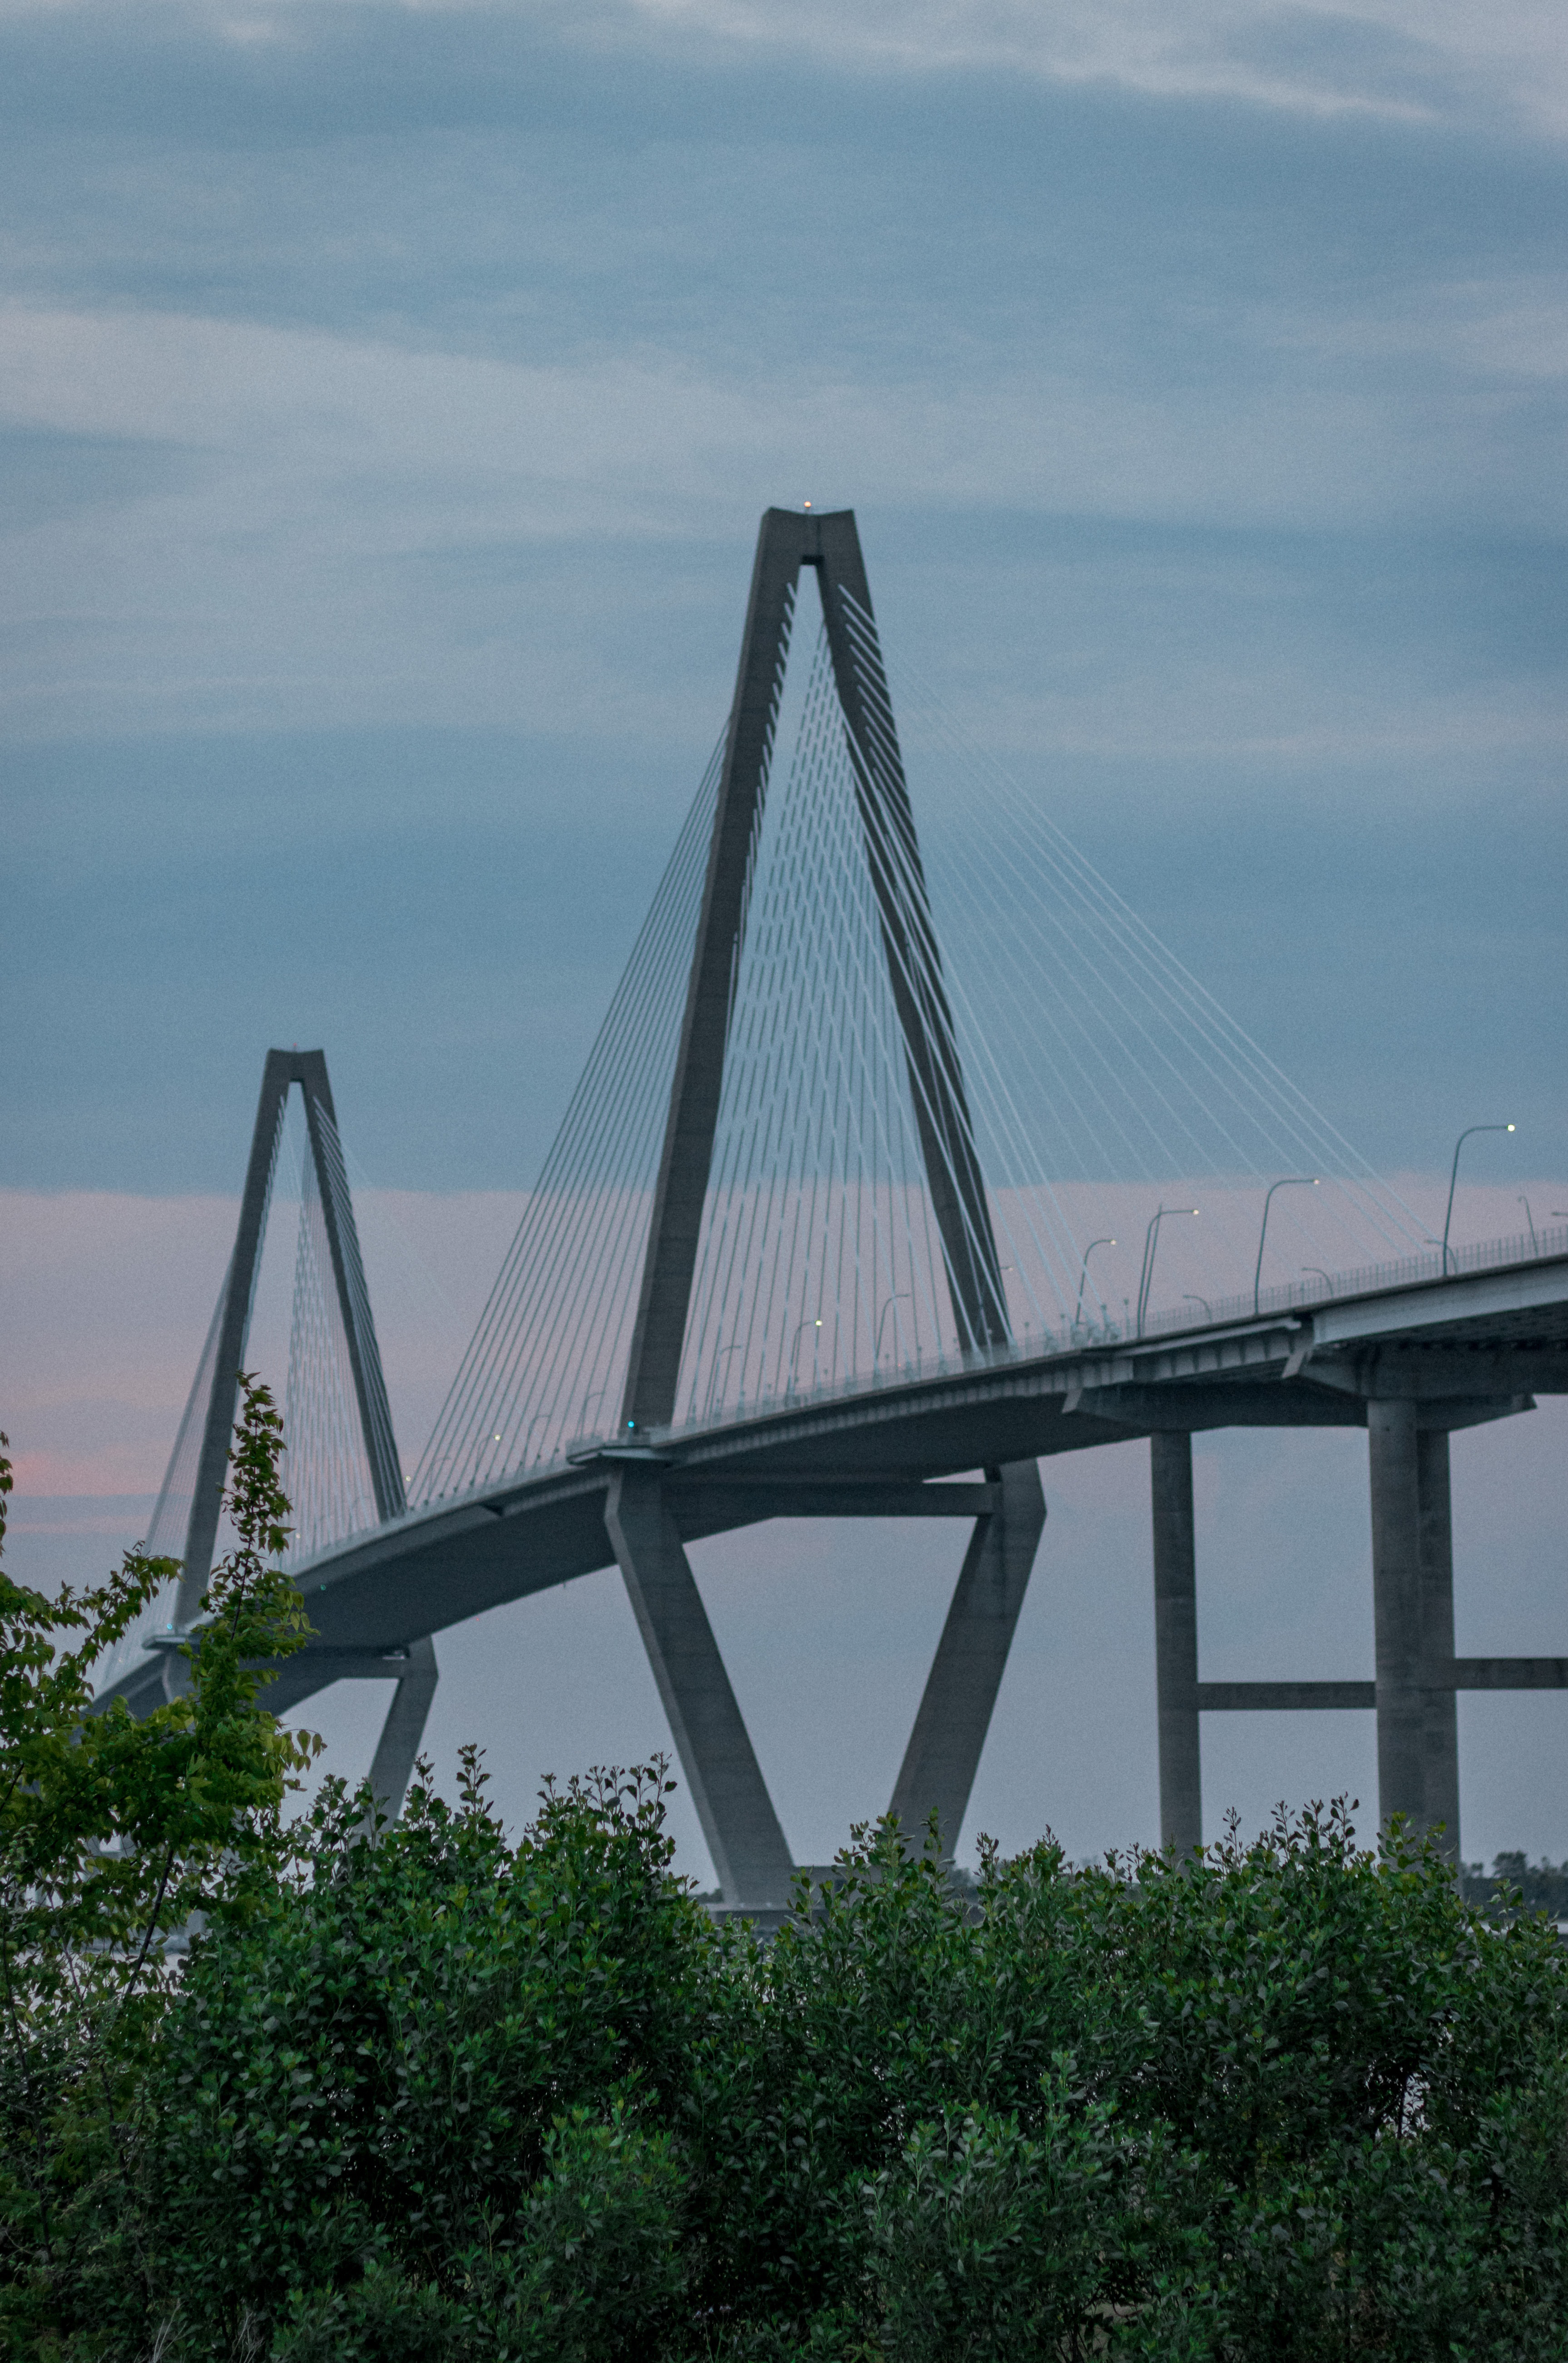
[1140,1218,1568,1341]
[638,1219,1568,1448]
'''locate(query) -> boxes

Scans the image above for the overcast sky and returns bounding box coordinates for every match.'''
[3,0,1565,1875]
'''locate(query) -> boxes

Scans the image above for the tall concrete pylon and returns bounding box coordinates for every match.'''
[606,508,1044,1901]
[168,1047,435,1819]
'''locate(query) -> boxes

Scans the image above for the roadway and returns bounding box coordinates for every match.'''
[105,1242,1568,1725]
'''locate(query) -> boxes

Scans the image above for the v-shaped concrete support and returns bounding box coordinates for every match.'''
[366,1636,440,1825]
[604,1465,795,1906]
[890,1458,1046,1857]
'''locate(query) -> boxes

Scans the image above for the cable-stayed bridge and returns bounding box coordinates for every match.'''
[95,508,1568,1908]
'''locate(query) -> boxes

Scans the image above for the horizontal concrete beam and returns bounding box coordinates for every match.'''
[1198,1681,1376,1711]
[1075,1383,1363,1432]
[1453,1656,1568,1690]
[1302,1349,1568,1399]
[668,1477,1001,1520]
[1080,1381,1529,1435]
[1195,1661,1568,1713]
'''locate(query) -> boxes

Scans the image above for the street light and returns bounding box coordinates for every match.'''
[1302,1266,1333,1290]
[1441,1124,1515,1275]
[1073,1239,1116,1328]
[1254,1177,1319,1315]
[1136,1207,1198,1337]
[706,1342,747,1417]
[1182,1294,1212,1320]
[875,1292,912,1361]
[790,1316,824,1386]
[1519,1197,1538,1254]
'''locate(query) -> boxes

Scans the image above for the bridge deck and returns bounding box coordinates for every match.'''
[105,1246,1567,1724]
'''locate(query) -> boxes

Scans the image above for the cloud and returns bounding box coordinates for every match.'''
[1,290,1563,746]
[4,0,1564,137]
[602,0,1568,136]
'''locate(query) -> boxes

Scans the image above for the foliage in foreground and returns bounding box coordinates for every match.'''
[0,1385,321,2355]
[2,1404,1567,2359]
[1464,1853,1568,1923]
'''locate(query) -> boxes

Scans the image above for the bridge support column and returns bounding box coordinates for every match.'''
[1368,1399,1427,1837]
[605,1467,795,1907]
[889,1459,1045,1859]
[366,1636,439,1827]
[1418,1428,1460,1864]
[1150,1430,1202,1857]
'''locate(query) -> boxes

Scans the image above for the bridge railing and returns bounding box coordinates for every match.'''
[573,1217,1567,1457]
[1138,1218,1568,1344]
[301,1217,1566,1520]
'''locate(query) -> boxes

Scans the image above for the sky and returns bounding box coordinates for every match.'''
[3,0,1565,1879]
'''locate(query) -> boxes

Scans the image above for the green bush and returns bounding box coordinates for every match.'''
[135,1782,1567,2360]
[3,1403,1565,2358]
[147,1756,706,2351]
[0,1384,321,2359]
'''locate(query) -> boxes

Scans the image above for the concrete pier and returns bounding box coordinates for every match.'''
[1417,1427,1460,1861]
[1150,1429,1202,1856]
[1368,1399,1427,1836]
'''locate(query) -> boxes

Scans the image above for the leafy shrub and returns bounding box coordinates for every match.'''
[0,1384,320,2359]
[3,1399,1566,2358]
[147,1756,706,2353]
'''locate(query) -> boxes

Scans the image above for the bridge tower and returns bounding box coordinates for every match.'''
[158,1048,436,1822]
[605,508,1045,1904]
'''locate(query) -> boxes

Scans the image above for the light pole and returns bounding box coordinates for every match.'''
[1519,1197,1538,1254]
[790,1316,824,1388]
[1302,1266,1333,1290]
[1441,1124,1514,1275]
[1137,1207,1198,1338]
[1254,1177,1318,1315]
[1073,1238,1116,1328]
[1182,1294,1212,1320]
[706,1341,747,1417]
[875,1292,911,1361]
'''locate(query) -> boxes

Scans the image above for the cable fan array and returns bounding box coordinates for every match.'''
[411,566,1432,1492]
[86,1274,228,1695]
[679,625,979,1424]
[413,737,726,1504]
[279,1101,383,1567]
[877,613,1427,1333]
